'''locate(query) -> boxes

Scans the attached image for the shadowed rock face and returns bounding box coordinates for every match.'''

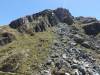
[83,22,100,35]
[54,8,73,25]
[34,22,46,32]
[9,8,73,33]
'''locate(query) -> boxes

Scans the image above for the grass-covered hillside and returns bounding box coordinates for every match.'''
[0,26,55,75]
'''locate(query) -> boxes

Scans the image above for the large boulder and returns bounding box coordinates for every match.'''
[83,22,100,35]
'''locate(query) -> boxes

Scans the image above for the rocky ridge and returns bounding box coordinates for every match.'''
[9,8,73,33]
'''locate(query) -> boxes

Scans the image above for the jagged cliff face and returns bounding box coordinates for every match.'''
[9,8,73,33]
[0,8,100,75]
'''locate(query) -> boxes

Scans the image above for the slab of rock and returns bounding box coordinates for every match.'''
[81,41,91,48]
[83,22,100,35]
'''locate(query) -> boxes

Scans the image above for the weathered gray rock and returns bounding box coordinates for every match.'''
[87,69,99,75]
[68,41,77,46]
[54,8,73,25]
[78,65,86,75]
[83,22,100,35]
[72,69,79,75]
[46,59,52,65]
[9,8,73,33]
[62,54,67,59]
[65,73,70,75]
[52,71,66,75]
[81,41,91,48]
[74,16,97,24]
[0,32,15,46]
[41,70,51,75]
[9,9,56,33]
[74,34,84,43]
[71,64,87,75]
[51,53,59,58]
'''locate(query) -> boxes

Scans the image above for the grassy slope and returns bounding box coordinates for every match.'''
[0,26,55,75]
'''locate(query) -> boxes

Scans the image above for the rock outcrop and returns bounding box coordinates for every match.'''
[9,8,73,33]
[0,32,15,46]
[83,22,100,35]
[54,8,73,25]
[74,16,97,24]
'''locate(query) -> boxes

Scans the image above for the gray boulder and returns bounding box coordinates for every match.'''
[83,22,100,35]
[74,34,84,43]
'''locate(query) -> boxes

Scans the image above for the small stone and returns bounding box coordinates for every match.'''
[55,62,62,69]
[71,64,79,69]
[95,45,100,49]
[83,62,90,68]
[81,41,91,48]
[41,70,51,75]
[53,71,65,75]
[78,65,86,75]
[46,59,52,65]
[70,41,77,46]
[73,59,79,64]
[62,54,67,59]
[74,34,84,43]
[72,69,79,75]
[51,53,59,58]
[65,72,70,75]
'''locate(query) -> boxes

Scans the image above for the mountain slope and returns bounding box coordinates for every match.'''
[0,8,100,75]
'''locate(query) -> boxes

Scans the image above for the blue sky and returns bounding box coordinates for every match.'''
[0,0,100,25]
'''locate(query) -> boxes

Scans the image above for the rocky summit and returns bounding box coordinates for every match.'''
[0,8,100,75]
